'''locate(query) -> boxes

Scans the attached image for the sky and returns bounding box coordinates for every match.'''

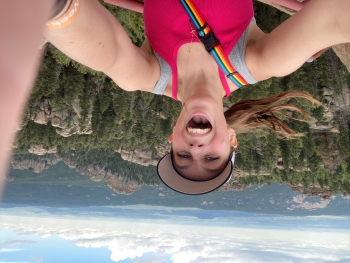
[1,206,350,263]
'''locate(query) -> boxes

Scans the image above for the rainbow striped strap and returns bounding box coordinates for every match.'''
[179,0,248,87]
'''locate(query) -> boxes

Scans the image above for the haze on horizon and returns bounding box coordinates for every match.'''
[1,206,350,263]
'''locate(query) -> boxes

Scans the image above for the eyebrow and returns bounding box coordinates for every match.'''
[175,164,223,173]
[171,148,227,174]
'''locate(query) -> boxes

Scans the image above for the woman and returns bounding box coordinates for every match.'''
[43,0,349,195]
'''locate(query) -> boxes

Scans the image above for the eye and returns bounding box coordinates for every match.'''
[178,154,191,159]
[205,157,219,161]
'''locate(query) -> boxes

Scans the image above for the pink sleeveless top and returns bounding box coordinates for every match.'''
[143,0,254,100]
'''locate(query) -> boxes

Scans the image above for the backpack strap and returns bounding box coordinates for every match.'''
[179,0,248,88]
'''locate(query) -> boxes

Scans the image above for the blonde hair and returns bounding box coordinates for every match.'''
[224,91,321,139]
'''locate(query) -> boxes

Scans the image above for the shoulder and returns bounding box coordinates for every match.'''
[105,37,161,93]
[141,39,173,97]
[136,38,162,92]
[244,21,272,82]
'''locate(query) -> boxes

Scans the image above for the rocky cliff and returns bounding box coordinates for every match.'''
[11,154,61,173]
[29,98,92,137]
[117,144,169,167]
[10,154,143,195]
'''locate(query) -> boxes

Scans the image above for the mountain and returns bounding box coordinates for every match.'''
[4,160,350,216]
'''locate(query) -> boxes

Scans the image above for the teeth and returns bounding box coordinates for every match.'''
[187,127,211,134]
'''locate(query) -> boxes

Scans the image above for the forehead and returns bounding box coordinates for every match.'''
[172,141,231,156]
[172,152,230,181]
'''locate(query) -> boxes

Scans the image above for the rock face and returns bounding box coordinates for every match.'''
[118,148,159,166]
[10,155,143,195]
[71,162,142,195]
[32,98,92,137]
[313,132,344,173]
[28,145,57,156]
[309,83,350,134]
[117,143,170,167]
[11,154,61,173]
[105,173,141,195]
[75,164,108,182]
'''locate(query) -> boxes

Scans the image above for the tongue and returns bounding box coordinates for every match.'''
[188,116,212,129]
[192,116,209,125]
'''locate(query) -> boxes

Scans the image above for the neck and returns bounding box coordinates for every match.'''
[177,43,226,104]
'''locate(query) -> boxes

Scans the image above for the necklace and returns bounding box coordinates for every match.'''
[184,21,197,81]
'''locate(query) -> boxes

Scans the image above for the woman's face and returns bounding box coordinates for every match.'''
[171,95,237,181]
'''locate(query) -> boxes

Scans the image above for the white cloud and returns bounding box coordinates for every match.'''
[30,256,43,263]
[1,212,350,263]
[0,240,36,249]
[0,248,24,253]
[133,256,169,263]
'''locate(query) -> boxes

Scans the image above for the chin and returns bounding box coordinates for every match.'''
[185,98,221,119]
[187,94,218,106]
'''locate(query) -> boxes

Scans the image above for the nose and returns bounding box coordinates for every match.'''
[189,143,204,147]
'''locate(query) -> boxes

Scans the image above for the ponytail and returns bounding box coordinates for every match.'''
[224,91,321,139]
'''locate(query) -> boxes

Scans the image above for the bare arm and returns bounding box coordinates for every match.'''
[0,1,52,197]
[44,0,159,92]
[247,0,350,81]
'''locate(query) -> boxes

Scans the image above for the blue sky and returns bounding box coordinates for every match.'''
[1,206,350,263]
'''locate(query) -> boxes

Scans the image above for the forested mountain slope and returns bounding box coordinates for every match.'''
[10,1,350,198]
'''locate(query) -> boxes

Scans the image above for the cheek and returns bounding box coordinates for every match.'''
[172,126,185,147]
[173,111,187,138]
[212,132,230,152]
[172,123,181,137]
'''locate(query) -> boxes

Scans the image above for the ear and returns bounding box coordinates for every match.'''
[231,135,238,148]
[227,127,238,148]
[168,134,173,143]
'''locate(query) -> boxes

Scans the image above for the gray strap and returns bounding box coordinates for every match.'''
[228,17,257,85]
[152,52,172,95]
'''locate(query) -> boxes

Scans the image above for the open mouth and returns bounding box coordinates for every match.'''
[186,115,212,134]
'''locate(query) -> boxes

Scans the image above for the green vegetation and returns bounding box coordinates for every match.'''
[10,151,160,186]
[11,1,350,197]
[9,160,103,187]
